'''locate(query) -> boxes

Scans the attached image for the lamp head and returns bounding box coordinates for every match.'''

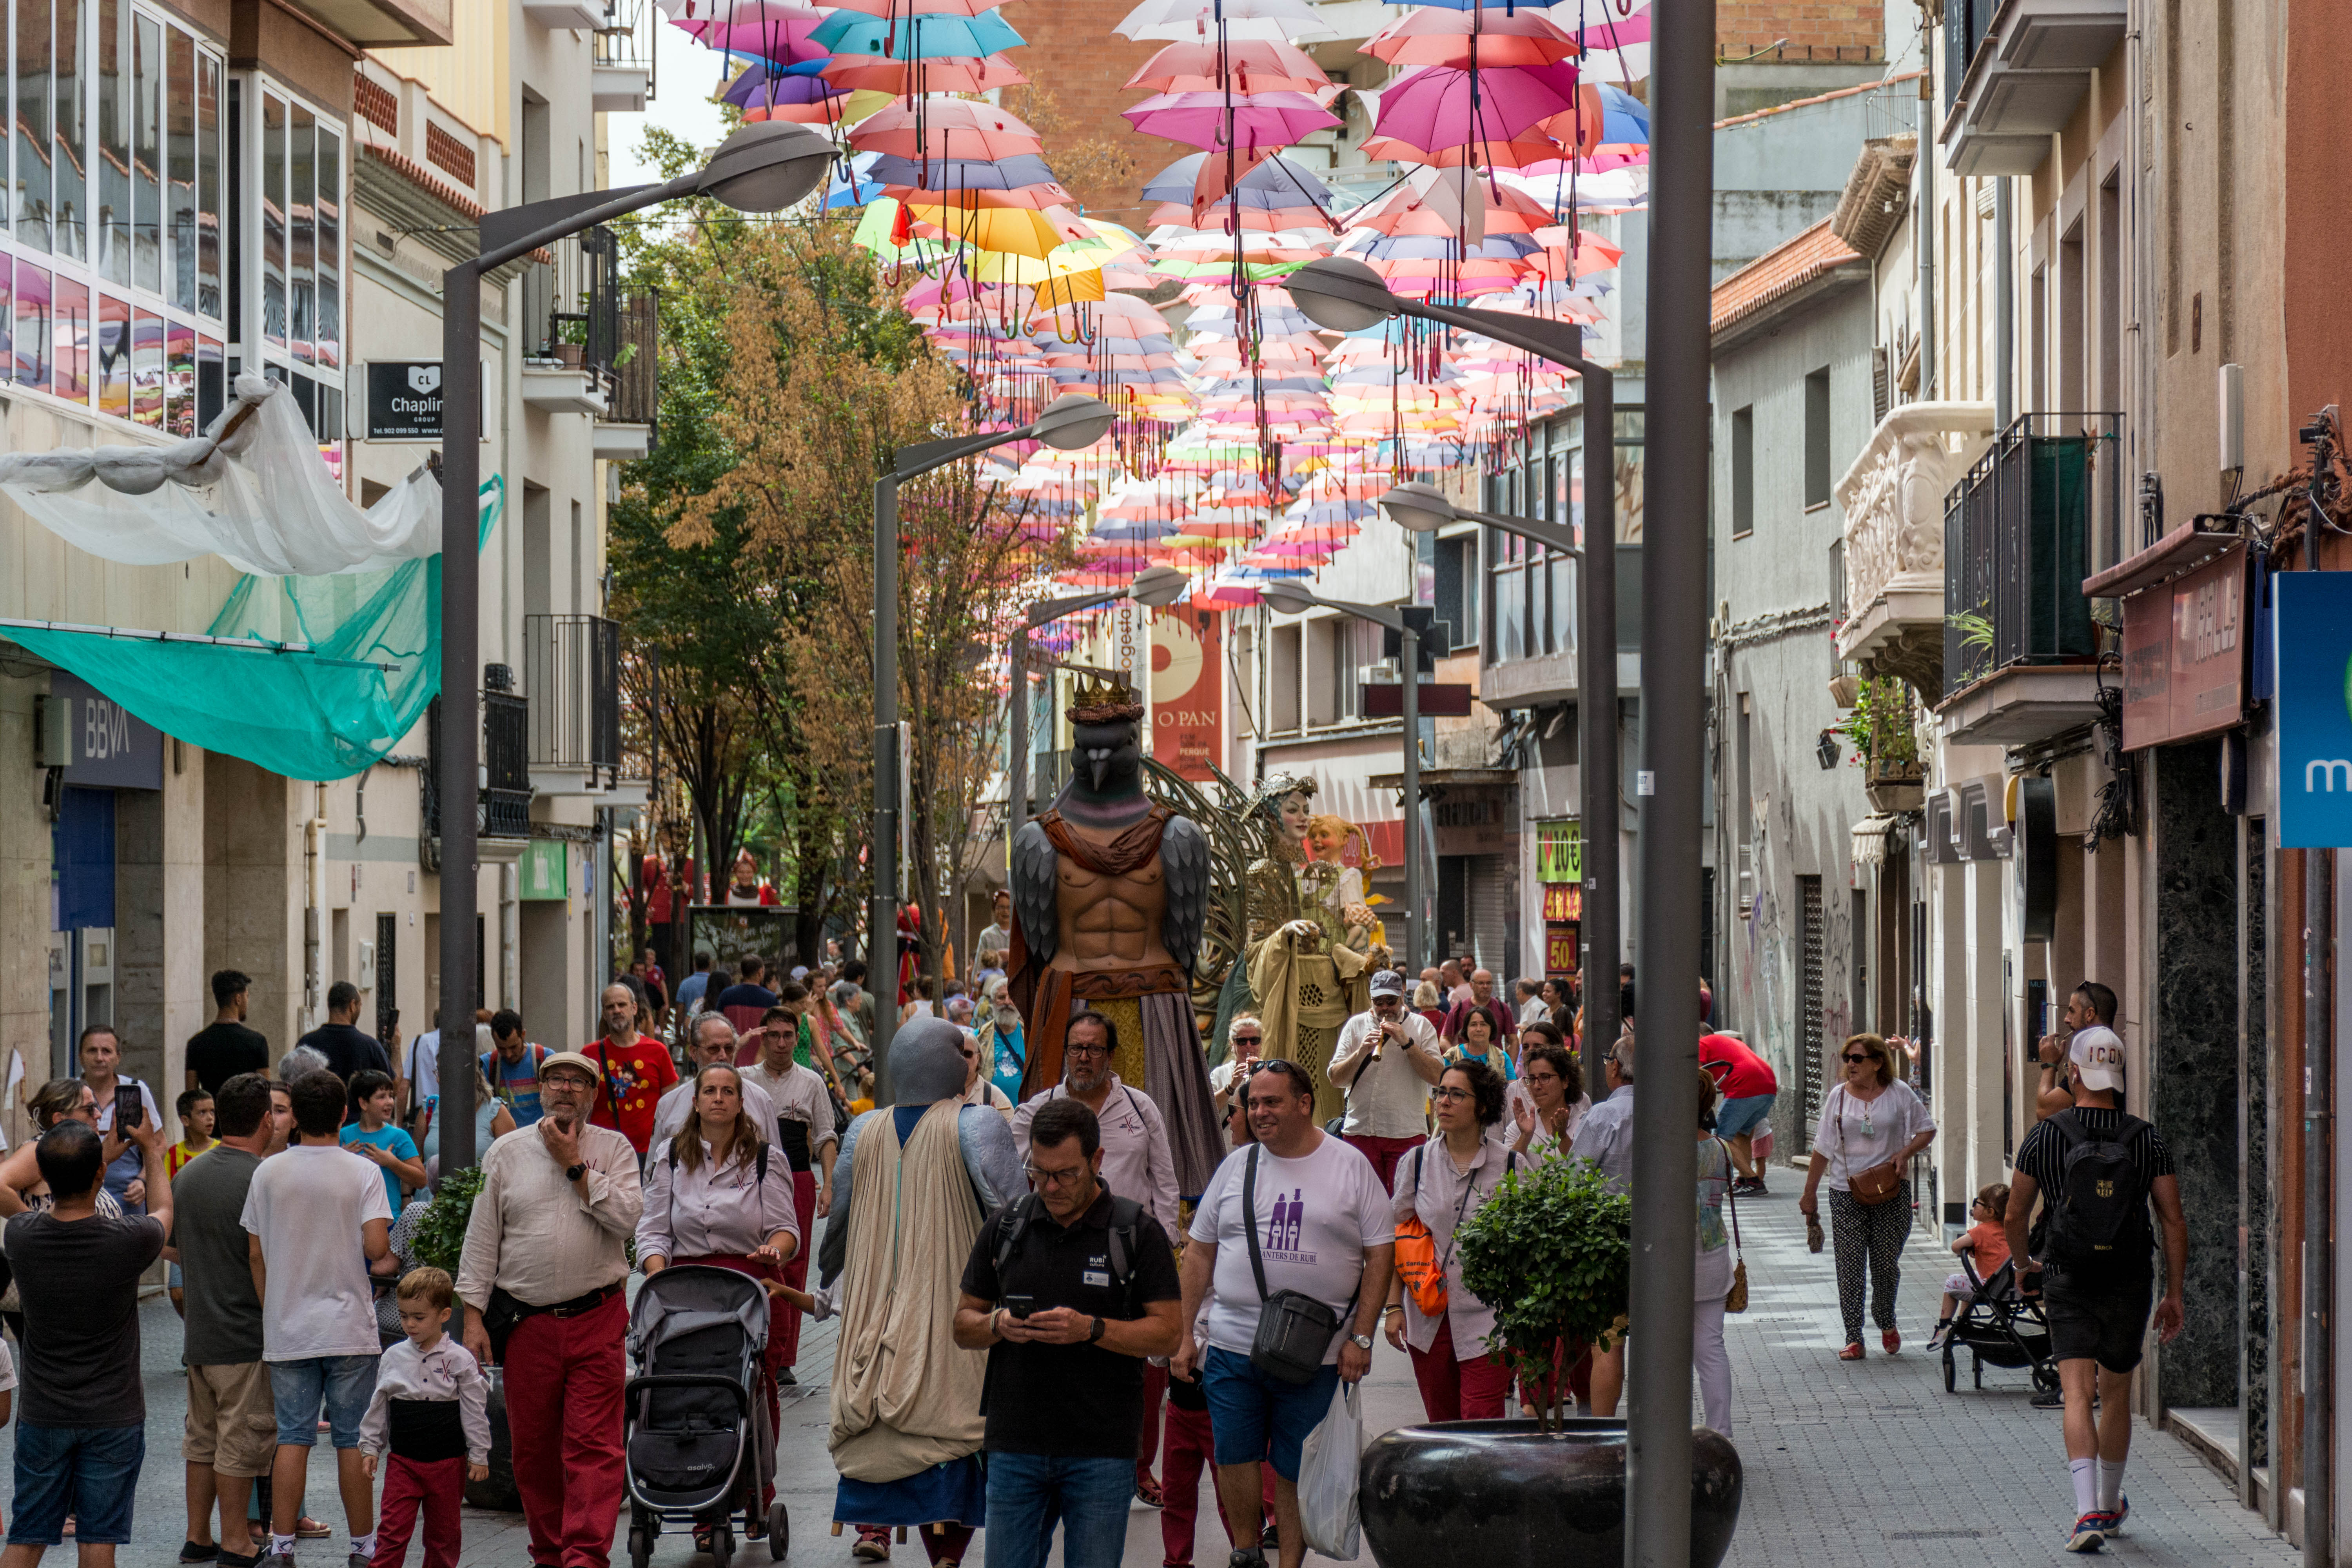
[1130,565,1189,607]
[1031,394,1117,452]
[696,122,836,213]
[1377,481,1456,534]
[1259,581,1316,616]
[1285,256,1401,334]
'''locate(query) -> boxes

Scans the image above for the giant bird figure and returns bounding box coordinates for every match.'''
[1004,672,1225,1191]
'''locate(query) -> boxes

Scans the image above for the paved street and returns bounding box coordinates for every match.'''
[35,1185,2288,1568]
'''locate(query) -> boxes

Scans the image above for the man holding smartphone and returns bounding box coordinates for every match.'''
[954,1099,1182,1568]
[80,1027,161,1214]
[1327,972,1444,1192]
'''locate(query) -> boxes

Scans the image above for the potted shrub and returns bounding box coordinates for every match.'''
[409,1168,522,1512]
[1839,677,1926,813]
[1356,1158,1744,1568]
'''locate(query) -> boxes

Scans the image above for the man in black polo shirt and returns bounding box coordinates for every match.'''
[2005,1026,2187,1555]
[955,1098,1182,1568]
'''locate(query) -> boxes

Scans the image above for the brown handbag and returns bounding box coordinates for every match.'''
[1836,1085,1904,1206]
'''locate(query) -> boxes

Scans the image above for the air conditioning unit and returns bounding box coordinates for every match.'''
[1358,658,1401,685]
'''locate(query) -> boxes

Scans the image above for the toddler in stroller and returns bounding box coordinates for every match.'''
[1928,1185,2058,1398]
[1929,1183,2012,1347]
[622,1265,789,1568]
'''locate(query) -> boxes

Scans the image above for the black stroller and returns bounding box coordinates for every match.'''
[623,1265,789,1567]
[1939,1255,2060,1399]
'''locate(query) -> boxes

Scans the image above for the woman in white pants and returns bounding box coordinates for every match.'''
[1691,1067,1737,1436]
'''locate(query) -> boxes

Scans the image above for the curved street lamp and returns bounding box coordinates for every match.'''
[1290,257,1623,1058]
[436,122,838,1175]
[870,394,1117,1099]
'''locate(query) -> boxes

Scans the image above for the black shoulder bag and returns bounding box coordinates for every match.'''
[1241,1143,1351,1385]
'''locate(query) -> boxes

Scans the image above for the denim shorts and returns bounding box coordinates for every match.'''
[1199,1346,1341,1481]
[267,1354,380,1449]
[8,1422,145,1545]
[1714,1093,1775,1140]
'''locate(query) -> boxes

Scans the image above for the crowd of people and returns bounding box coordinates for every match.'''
[0,947,2191,1567]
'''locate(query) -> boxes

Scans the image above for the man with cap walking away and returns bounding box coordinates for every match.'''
[2002,1025,2188,1554]
[455,1051,644,1568]
[1326,971,1444,1192]
[820,1018,1022,1564]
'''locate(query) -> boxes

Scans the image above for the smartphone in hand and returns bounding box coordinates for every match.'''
[1002,1294,1036,1319]
[114,1083,143,1131]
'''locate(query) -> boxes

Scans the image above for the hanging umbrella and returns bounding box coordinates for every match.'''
[827,0,1002,13]
[671,7,830,65]
[1114,0,1337,42]
[849,100,1044,159]
[1363,7,1581,68]
[808,7,1024,57]
[1124,91,1342,151]
[1127,38,1329,91]
[721,61,846,110]
[1370,62,1583,151]
[822,53,1029,93]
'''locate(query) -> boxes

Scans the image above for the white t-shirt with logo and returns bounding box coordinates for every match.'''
[239,1143,394,1360]
[1188,1134,1394,1364]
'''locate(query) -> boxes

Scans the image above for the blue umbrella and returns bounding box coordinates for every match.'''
[866,153,1064,192]
[808,8,1023,59]
[1139,151,1336,208]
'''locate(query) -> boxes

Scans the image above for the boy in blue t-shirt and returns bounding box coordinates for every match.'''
[341,1068,428,1213]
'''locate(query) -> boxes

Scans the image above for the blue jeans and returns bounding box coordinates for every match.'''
[267,1354,380,1448]
[8,1422,145,1545]
[983,1452,1134,1568]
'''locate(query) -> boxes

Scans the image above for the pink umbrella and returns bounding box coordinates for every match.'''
[822,53,1030,93]
[850,101,1045,160]
[1124,91,1341,151]
[1127,38,1328,90]
[1371,63,1582,153]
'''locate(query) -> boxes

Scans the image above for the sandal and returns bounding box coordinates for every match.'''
[1838,1343,1865,1361]
[1882,1329,1902,1354]
[1135,1475,1164,1508]
[693,1526,714,1555]
[296,1520,332,1541]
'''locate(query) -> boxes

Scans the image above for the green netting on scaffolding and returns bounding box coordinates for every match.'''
[6,478,503,782]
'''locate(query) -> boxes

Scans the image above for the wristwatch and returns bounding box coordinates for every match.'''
[1349,1332,1375,1351]
[564,1162,587,1183]
[1087,1315,1106,1344]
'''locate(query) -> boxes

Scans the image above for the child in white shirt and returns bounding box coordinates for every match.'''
[358,1268,489,1568]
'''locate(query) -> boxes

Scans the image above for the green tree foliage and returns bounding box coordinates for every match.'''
[1455,1156,1632,1431]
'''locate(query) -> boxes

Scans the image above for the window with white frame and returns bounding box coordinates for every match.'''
[0,0,237,441]
[230,73,346,481]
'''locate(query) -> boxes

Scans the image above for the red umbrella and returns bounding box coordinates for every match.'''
[1364,8,1581,69]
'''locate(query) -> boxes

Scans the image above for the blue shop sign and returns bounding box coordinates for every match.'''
[45,673,163,790]
[2273,571,2352,846]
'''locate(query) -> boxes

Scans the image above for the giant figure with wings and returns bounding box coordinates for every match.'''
[1005,671,1227,1192]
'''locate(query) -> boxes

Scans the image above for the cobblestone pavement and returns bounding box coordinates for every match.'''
[31,1187,2290,1567]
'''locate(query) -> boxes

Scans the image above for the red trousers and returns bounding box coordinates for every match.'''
[1136,1363,1167,1487]
[1158,1407,1276,1567]
[1407,1321,1515,1421]
[371,1454,463,1568]
[773,1171,817,1368]
[1343,1134,1421,1193]
[503,1290,627,1568]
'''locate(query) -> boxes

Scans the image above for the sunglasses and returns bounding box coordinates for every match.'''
[1230,1034,1262,1046]
[1842,1052,1878,1064]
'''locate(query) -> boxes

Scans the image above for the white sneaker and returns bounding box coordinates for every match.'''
[2065,1514,2106,1553]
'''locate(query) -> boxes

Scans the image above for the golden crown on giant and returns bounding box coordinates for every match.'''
[1071,672,1137,711]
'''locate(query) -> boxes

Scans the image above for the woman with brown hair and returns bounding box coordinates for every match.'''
[1799,1033,1937,1361]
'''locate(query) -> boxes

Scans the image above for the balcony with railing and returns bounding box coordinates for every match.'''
[1936,412,2122,743]
[519,225,658,457]
[524,614,625,795]
[1833,401,1998,699]
[420,668,535,864]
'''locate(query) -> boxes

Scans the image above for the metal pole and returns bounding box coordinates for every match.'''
[871,472,900,1103]
[437,261,483,1176]
[1579,356,1621,1093]
[1994,180,2013,430]
[2306,842,2331,1568]
[1009,622,1029,860]
[1627,2,1712,1565]
[1401,626,1422,975]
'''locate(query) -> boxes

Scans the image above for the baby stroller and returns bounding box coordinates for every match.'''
[1939,1256,2060,1399]
[623,1265,789,1567]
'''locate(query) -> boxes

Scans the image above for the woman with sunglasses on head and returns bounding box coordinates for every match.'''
[1383,1060,1519,1421]
[1799,1033,1937,1360]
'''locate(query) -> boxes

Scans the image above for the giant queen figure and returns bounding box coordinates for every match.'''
[1006,673,1227,1192]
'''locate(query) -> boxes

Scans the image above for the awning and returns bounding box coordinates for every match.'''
[1850,813,1905,866]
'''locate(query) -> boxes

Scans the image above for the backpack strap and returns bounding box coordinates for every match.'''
[993,1192,1041,1281]
[756,1143,769,1186]
[1104,1195,1146,1316]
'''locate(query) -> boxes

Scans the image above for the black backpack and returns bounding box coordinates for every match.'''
[992,1190,1148,1317]
[2041,1109,2153,1281]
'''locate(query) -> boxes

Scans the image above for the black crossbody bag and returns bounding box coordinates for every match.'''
[1241,1144,1352,1385]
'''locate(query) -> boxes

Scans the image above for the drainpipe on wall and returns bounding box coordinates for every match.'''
[303,784,328,1036]
[1918,55,1935,398]
[2307,428,2335,1564]
[1994,179,2012,428]
[500,861,520,1014]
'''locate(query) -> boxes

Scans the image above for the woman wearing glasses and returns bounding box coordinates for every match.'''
[1382,1060,1519,1421]
[1799,1033,1937,1360]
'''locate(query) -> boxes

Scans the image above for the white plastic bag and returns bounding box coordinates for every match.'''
[1296,1377,1363,1560]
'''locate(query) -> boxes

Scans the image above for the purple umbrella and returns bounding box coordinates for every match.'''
[721,61,845,109]
[1370,61,1581,153]
[1123,91,1341,152]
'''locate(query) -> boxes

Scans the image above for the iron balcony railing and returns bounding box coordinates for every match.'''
[524,614,623,783]
[1942,413,2122,697]
[423,672,534,842]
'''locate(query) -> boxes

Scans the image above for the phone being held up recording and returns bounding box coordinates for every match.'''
[114,1082,143,1131]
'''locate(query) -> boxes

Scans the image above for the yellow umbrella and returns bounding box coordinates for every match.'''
[1031,269,1107,309]
[908,202,1091,260]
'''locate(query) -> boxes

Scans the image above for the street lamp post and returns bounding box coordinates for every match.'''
[1287,257,1621,1058]
[1377,483,1615,1094]
[870,394,1117,1103]
[1258,583,1423,975]
[435,123,836,1176]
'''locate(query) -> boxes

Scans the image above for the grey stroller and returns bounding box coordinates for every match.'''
[622,1265,788,1566]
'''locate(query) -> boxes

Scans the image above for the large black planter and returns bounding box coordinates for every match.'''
[1359,1419,1742,1568]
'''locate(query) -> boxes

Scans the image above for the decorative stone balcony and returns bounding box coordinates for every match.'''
[1832,401,1997,698]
